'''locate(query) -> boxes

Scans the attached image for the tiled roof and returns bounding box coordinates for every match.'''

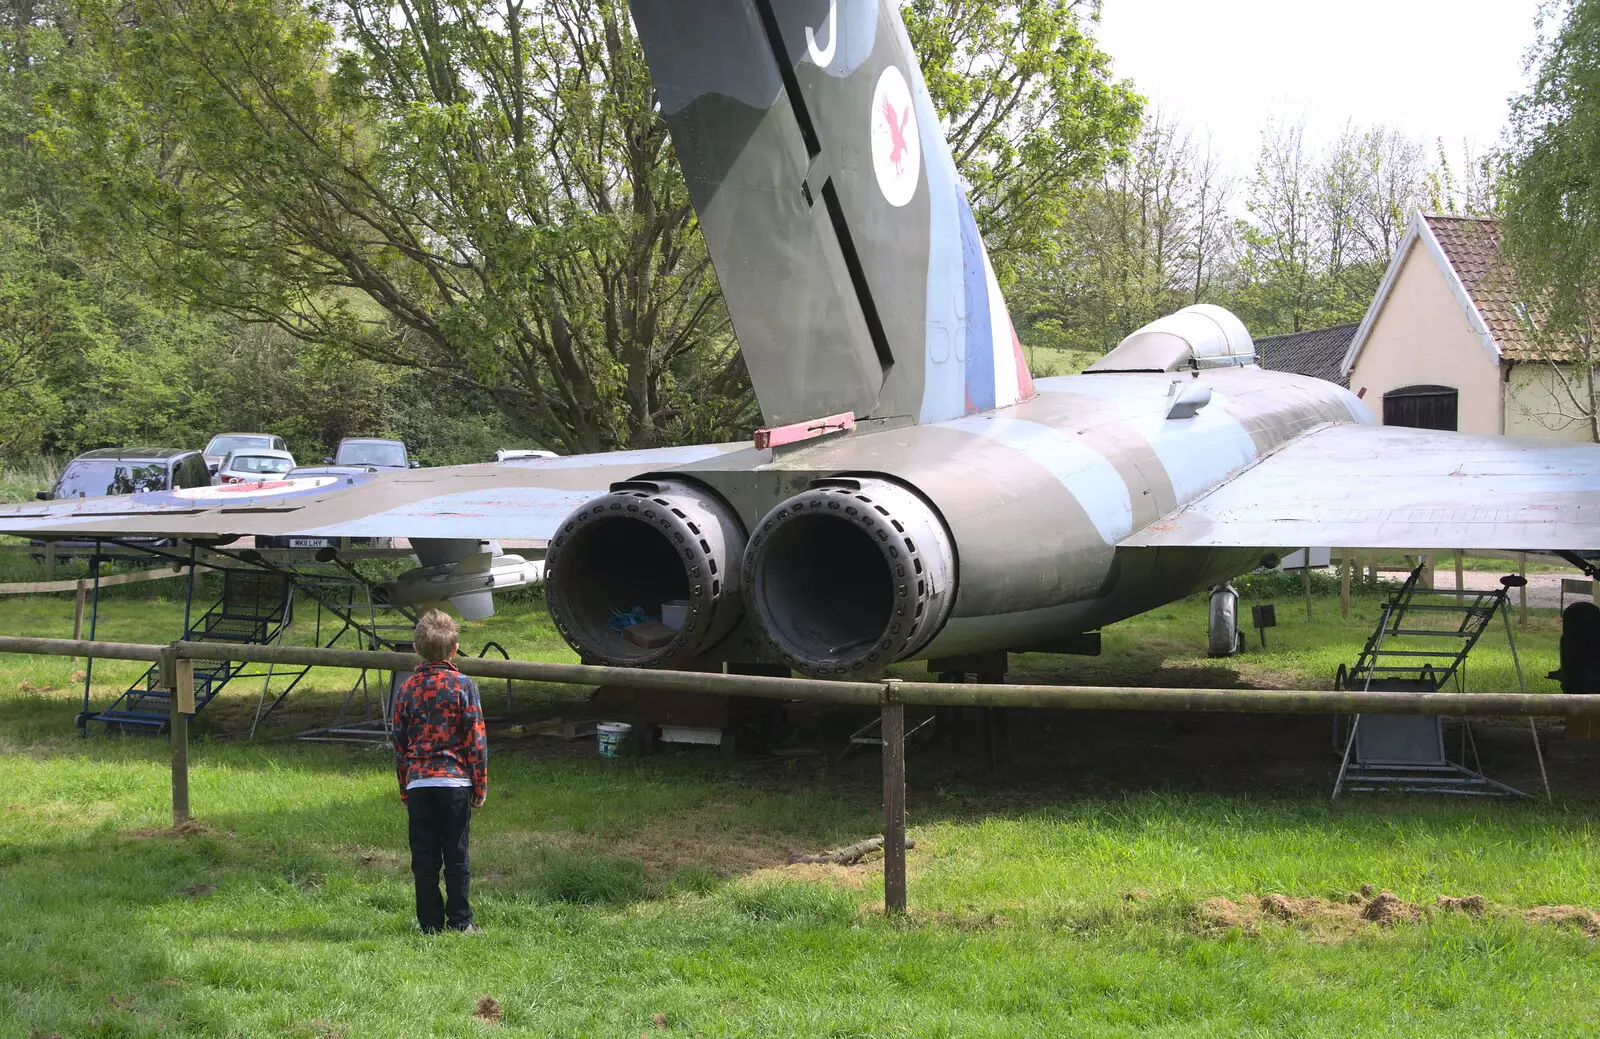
[1255,323,1357,385]
[1423,214,1578,362]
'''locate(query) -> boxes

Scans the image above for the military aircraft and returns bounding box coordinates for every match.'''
[2,0,1598,682]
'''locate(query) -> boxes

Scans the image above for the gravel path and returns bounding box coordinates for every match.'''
[1432,570,1593,610]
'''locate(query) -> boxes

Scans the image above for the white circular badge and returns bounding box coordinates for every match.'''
[170,476,340,500]
[870,65,920,207]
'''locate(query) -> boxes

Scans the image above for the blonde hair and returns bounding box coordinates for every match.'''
[413,609,459,661]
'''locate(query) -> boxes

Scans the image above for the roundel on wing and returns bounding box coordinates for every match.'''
[168,476,339,500]
[870,65,920,207]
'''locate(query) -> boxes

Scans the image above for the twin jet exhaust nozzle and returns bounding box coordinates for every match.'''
[544,477,957,677]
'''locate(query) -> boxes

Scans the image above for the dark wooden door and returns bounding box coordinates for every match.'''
[1382,385,1458,431]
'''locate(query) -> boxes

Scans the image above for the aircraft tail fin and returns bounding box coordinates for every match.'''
[629,0,1034,429]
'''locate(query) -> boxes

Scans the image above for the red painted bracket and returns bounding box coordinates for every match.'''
[753,411,857,450]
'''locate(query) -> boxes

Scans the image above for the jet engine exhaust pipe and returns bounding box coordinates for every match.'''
[742,477,957,678]
[545,479,745,667]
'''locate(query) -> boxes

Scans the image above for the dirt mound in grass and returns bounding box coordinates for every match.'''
[1198,888,1429,936]
[1199,888,1600,940]
[1197,897,1251,929]
[1361,890,1423,926]
[120,819,210,839]
[1259,894,1331,921]
[1524,905,1600,936]
[749,862,870,888]
[1435,894,1487,916]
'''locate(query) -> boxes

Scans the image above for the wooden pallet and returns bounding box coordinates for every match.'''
[496,717,601,741]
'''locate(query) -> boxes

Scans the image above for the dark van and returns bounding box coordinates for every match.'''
[40,448,212,500]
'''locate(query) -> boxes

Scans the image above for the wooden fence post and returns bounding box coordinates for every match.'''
[164,648,193,827]
[72,580,86,642]
[1339,550,1351,619]
[881,685,907,916]
[1455,550,1464,605]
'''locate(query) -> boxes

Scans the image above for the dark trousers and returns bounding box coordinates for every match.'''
[405,786,473,932]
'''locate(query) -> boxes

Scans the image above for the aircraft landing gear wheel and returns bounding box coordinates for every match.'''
[1335,663,1348,691]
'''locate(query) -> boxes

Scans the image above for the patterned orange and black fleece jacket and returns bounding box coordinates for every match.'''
[391,660,487,803]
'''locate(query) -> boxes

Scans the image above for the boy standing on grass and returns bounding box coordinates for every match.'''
[391,609,487,933]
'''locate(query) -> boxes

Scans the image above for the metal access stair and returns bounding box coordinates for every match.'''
[85,570,292,735]
[240,557,418,741]
[1332,564,1545,798]
[1337,566,1505,694]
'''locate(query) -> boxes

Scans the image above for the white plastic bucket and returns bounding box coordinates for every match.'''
[596,721,632,758]
[660,600,688,630]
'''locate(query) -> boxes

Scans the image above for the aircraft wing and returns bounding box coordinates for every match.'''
[1118,423,1600,552]
[0,444,749,542]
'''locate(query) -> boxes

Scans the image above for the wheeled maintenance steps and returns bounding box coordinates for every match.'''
[1337,565,1507,694]
[84,570,293,735]
[1333,563,1542,798]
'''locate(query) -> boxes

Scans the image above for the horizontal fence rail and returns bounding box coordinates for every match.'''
[0,567,199,596]
[0,635,1596,717]
[7,632,1596,917]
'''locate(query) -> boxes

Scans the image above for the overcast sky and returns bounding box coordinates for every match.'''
[1095,0,1547,174]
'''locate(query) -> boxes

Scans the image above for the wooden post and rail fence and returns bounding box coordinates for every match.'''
[4,634,1600,915]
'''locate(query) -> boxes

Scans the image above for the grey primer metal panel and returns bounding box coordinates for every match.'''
[1119,423,1600,551]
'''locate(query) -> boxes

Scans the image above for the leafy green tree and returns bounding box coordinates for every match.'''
[49,0,748,454]
[904,0,1142,277]
[1502,0,1600,338]
[37,0,1141,455]
[1231,119,1428,335]
[1017,111,1234,354]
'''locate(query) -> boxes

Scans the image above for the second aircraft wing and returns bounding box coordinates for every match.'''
[1118,423,1600,552]
[0,444,749,542]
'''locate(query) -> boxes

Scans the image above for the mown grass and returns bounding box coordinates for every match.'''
[3,585,1600,1036]
[1025,344,1102,378]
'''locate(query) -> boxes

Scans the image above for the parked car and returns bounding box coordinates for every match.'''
[286,465,377,480]
[203,432,287,472]
[329,437,417,470]
[494,448,558,462]
[38,448,212,501]
[212,448,297,484]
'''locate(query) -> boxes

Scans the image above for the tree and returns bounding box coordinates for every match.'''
[1498,0,1600,441]
[1233,117,1321,333]
[1013,111,1233,356]
[49,0,748,455]
[1427,139,1497,217]
[1232,119,1430,335]
[47,0,1140,455]
[1357,125,1429,266]
[901,0,1143,277]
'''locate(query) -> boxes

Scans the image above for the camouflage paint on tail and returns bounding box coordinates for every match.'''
[628,0,1034,428]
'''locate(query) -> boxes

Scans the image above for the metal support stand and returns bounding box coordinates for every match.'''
[1501,598,1551,800]
[181,542,198,636]
[839,710,935,762]
[1302,548,1313,621]
[1334,571,1540,799]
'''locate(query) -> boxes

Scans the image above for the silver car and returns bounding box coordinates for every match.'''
[213,448,296,484]
[203,432,287,472]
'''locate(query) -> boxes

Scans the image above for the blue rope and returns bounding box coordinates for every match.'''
[608,606,649,632]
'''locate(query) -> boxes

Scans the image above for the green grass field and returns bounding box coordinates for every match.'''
[3,578,1600,1037]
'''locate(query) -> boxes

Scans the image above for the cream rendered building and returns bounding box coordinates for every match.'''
[1341,212,1596,442]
